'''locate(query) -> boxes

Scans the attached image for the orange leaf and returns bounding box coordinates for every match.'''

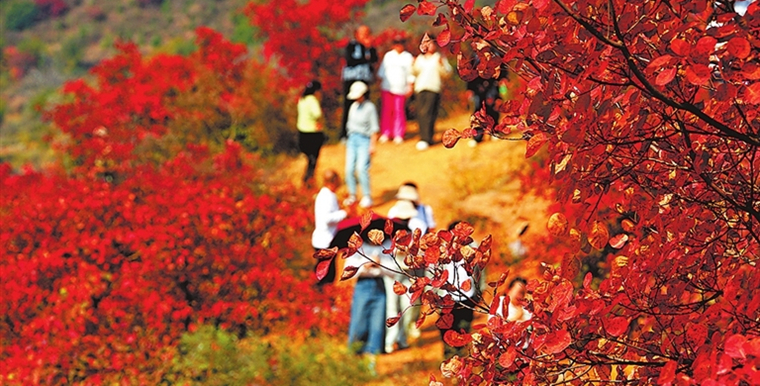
[609,233,629,249]
[498,346,518,368]
[400,4,416,22]
[417,1,437,15]
[360,210,373,232]
[368,229,384,245]
[393,280,407,295]
[525,132,547,158]
[588,221,610,250]
[348,232,363,250]
[547,212,568,236]
[442,128,462,148]
[461,278,472,292]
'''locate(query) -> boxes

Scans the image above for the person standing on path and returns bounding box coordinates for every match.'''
[412,34,452,151]
[340,25,378,141]
[312,169,348,287]
[378,35,415,144]
[297,80,325,184]
[344,81,379,209]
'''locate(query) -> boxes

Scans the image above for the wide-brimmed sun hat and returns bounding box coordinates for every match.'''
[388,200,418,220]
[347,81,368,100]
[395,184,420,202]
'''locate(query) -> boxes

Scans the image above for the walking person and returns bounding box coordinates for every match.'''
[340,25,378,141]
[297,80,325,184]
[312,169,348,287]
[346,241,393,375]
[378,35,415,144]
[344,81,379,209]
[412,34,452,150]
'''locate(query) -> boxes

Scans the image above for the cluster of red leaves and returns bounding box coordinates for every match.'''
[244,0,370,125]
[399,0,760,384]
[1,27,349,384]
[0,143,348,384]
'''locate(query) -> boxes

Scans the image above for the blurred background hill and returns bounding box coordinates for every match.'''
[0,0,433,168]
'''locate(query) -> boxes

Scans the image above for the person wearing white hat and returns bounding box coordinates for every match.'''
[344,81,379,208]
[389,182,436,234]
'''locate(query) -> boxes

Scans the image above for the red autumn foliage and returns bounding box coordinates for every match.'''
[389,0,760,384]
[34,0,68,17]
[1,27,349,384]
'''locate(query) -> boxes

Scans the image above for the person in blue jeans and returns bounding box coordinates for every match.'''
[345,242,392,375]
[344,81,379,209]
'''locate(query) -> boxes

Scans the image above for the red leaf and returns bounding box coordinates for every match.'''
[726,37,751,59]
[315,258,334,281]
[724,334,747,359]
[605,316,628,337]
[400,4,416,22]
[646,55,674,72]
[694,36,717,56]
[432,13,447,26]
[437,29,451,47]
[340,265,359,280]
[670,39,691,56]
[461,278,472,292]
[744,82,760,105]
[436,313,454,329]
[417,1,437,15]
[384,219,394,237]
[360,210,373,232]
[498,346,518,368]
[657,360,678,385]
[431,269,449,288]
[386,315,401,327]
[583,271,593,289]
[685,64,711,86]
[463,0,475,13]
[655,67,677,86]
[443,329,472,347]
[543,329,571,354]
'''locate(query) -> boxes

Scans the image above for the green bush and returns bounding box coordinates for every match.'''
[5,1,39,31]
[165,326,374,386]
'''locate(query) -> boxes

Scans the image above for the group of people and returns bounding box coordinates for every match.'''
[310,169,532,375]
[296,25,456,207]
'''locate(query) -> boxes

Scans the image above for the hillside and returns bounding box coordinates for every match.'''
[278,112,551,384]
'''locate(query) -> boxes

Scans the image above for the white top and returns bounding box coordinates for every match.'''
[412,52,452,93]
[346,101,380,137]
[378,50,415,95]
[443,260,477,302]
[490,296,533,322]
[311,187,347,249]
[344,242,395,278]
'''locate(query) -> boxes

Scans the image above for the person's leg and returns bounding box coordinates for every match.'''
[416,91,435,144]
[304,132,323,183]
[340,81,353,140]
[429,92,441,142]
[382,276,400,352]
[392,93,407,140]
[365,279,387,355]
[380,90,393,140]
[348,280,372,352]
[344,135,358,198]
[355,135,371,202]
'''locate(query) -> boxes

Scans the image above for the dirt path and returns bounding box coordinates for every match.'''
[282,112,552,384]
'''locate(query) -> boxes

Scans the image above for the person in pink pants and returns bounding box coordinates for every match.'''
[378,35,414,144]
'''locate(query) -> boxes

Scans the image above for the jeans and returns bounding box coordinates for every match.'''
[348,278,387,354]
[380,90,407,140]
[345,133,371,198]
